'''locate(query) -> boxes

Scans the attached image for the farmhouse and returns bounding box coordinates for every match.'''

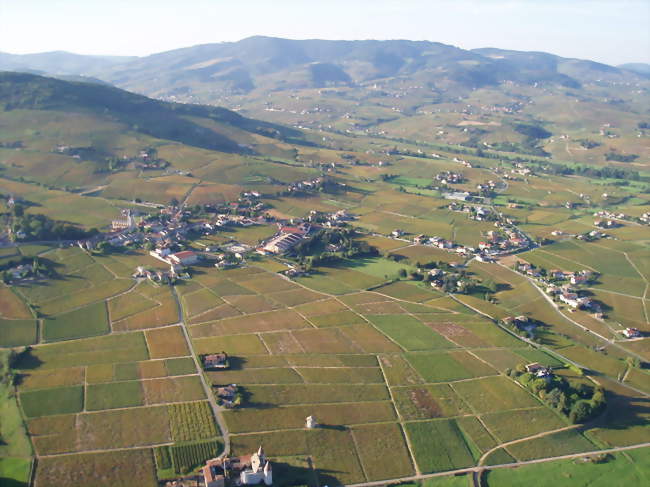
[203,352,230,370]
[203,447,272,487]
[168,250,199,266]
[525,362,553,379]
[622,328,641,338]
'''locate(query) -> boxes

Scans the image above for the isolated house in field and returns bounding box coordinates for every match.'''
[203,446,272,487]
[525,362,553,378]
[622,328,641,338]
[168,250,199,266]
[202,352,230,370]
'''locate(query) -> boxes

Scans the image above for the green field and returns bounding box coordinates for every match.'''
[20,385,84,417]
[485,448,650,486]
[42,301,109,342]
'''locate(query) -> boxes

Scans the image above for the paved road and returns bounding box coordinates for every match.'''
[171,286,231,458]
[345,442,650,487]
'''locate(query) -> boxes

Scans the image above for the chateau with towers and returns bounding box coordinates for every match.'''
[203,446,272,487]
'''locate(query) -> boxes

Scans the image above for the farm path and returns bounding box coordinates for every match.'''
[345,442,650,487]
[171,285,231,458]
[477,424,578,466]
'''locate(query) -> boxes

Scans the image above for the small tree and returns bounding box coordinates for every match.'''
[569,400,592,424]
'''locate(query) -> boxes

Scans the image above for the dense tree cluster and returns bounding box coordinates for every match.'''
[509,363,606,424]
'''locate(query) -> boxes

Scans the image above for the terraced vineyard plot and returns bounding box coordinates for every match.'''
[188,303,242,324]
[209,279,257,296]
[42,301,109,342]
[168,401,218,442]
[0,285,32,319]
[208,367,303,385]
[481,408,566,443]
[405,419,475,473]
[294,298,347,316]
[77,406,172,451]
[379,354,424,386]
[245,384,390,406]
[143,376,205,404]
[15,331,150,370]
[114,296,179,331]
[86,381,144,410]
[194,334,269,355]
[16,366,84,390]
[224,294,281,313]
[309,310,366,328]
[296,366,384,384]
[108,289,157,321]
[338,323,403,352]
[426,322,490,348]
[240,275,299,294]
[368,314,455,351]
[35,449,158,487]
[306,428,366,485]
[456,416,498,454]
[452,376,540,414]
[0,318,37,347]
[165,357,197,376]
[20,385,84,418]
[393,384,470,420]
[139,360,169,379]
[114,362,140,381]
[507,429,596,461]
[145,326,189,358]
[374,281,435,302]
[352,423,415,480]
[473,349,528,372]
[267,288,324,307]
[293,327,362,353]
[405,351,496,383]
[223,401,396,433]
[182,287,224,317]
[261,331,305,354]
[168,439,222,475]
[231,431,310,460]
[191,309,310,337]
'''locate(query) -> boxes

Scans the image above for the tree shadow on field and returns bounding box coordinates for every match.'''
[0,477,27,487]
[316,424,348,431]
[10,347,44,371]
[227,356,247,371]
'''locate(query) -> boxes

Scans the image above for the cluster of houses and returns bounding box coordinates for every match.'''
[435,171,464,185]
[306,209,355,228]
[477,228,529,254]
[201,352,241,408]
[452,157,473,168]
[476,180,498,194]
[391,224,529,264]
[576,229,607,241]
[515,261,599,313]
[286,177,324,194]
[594,219,621,229]
[132,265,186,284]
[447,204,495,222]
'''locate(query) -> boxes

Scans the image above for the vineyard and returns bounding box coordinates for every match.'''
[155,439,222,475]
[168,401,218,442]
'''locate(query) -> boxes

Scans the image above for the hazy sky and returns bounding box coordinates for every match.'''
[1,0,649,65]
